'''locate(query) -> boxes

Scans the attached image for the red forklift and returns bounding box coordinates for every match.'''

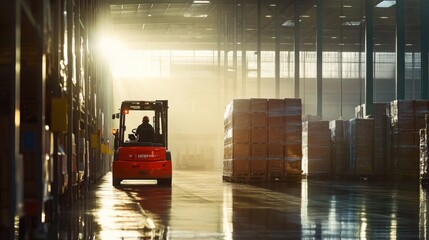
[111,100,172,186]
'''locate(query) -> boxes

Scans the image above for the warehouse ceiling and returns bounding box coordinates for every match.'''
[108,0,421,52]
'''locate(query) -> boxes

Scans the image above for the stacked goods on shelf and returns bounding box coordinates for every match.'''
[329,120,345,176]
[419,126,428,184]
[250,98,268,176]
[267,99,285,176]
[348,118,374,175]
[223,99,251,178]
[373,103,389,175]
[390,100,429,177]
[284,98,302,175]
[302,121,331,176]
[419,114,429,184]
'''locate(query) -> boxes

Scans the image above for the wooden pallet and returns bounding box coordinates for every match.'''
[267,174,302,182]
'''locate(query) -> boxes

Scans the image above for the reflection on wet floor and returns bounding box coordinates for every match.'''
[51,170,429,239]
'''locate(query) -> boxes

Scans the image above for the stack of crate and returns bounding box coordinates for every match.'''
[267,99,286,176]
[302,121,331,176]
[223,99,250,178]
[373,103,389,175]
[224,98,303,181]
[284,98,302,175]
[390,100,429,177]
[250,98,268,176]
[329,120,345,176]
[348,118,374,175]
[419,125,428,183]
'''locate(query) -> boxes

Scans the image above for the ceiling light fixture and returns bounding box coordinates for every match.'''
[193,0,210,3]
[342,21,361,26]
[376,0,396,8]
[282,20,294,27]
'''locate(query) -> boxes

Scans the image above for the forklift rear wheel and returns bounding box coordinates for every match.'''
[158,178,172,186]
[113,178,121,187]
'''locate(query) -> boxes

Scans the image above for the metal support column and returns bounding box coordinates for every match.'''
[275,0,280,98]
[365,0,374,115]
[257,0,262,97]
[217,8,222,105]
[233,0,237,98]
[224,12,229,103]
[316,0,323,118]
[421,0,429,99]
[36,0,47,231]
[3,0,22,238]
[396,0,405,100]
[67,0,74,207]
[294,0,300,98]
[52,0,61,218]
[241,0,246,97]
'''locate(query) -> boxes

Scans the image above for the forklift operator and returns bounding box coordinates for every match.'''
[136,116,154,142]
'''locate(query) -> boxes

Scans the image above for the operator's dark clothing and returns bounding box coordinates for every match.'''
[136,122,154,142]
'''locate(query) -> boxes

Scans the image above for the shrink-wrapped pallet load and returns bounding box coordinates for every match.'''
[302,121,331,176]
[250,98,268,176]
[267,99,285,175]
[224,98,303,182]
[373,103,389,175]
[330,120,345,176]
[348,118,374,175]
[284,98,302,175]
[223,99,251,178]
[420,115,429,184]
[390,100,429,177]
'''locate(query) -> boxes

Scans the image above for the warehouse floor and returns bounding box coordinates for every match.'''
[48,170,428,239]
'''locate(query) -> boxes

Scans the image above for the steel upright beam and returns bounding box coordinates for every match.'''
[52,0,62,217]
[365,0,374,115]
[396,0,405,100]
[233,0,237,98]
[3,0,22,239]
[257,0,261,97]
[36,0,47,230]
[421,0,429,99]
[294,0,300,98]
[316,0,323,118]
[275,0,280,98]
[67,0,74,207]
[224,11,228,103]
[241,0,246,97]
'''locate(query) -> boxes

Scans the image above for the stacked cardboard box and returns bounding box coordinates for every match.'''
[302,121,331,175]
[373,103,389,175]
[419,114,429,183]
[223,99,251,178]
[250,98,268,176]
[330,120,345,176]
[390,100,429,177]
[224,98,303,181]
[348,118,374,175]
[419,127,428,182]
[284,98,302,175]
[267,99,285,175]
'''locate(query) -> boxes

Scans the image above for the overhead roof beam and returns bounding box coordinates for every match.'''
[111,16,215,24]
[110,0,261,6]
